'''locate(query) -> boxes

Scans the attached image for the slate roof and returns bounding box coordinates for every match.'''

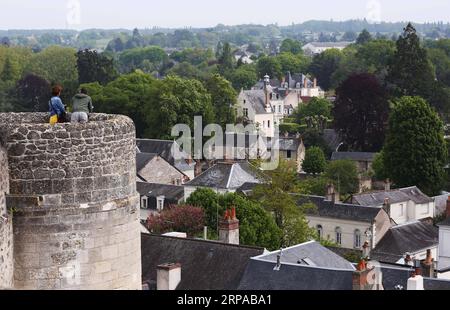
[236,182,260,196]
[241,90,271,114]
[298,195,382,223]
[256,241,355,270]
[238,241,354,290]
[279,138,301,151]
[439,217,450,226]
[136,139,190,165]
[331,152,377,162]
[323,129,342,151]
[238,259,354,290]
[352,187,434,207]
[141,234,264,290]
[254,72,316,90]
[371,221,439,263]
[136,153,157,172]
[185,161,266,190]
[136,182,185,201]
[377,263,450,290]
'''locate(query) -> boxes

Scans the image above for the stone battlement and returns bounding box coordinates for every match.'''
[0,113,142,290]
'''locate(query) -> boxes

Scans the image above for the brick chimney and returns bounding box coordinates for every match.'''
[326,184,339,204]
[353,260,384,290]
[219,208,240,245]
[352,260,371,290]
[420,249,435,278]
[384,179,391,191]
[157,263,181,290]
[313,78,317,88]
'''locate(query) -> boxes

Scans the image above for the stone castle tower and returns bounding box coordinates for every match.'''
[0,113,141,290]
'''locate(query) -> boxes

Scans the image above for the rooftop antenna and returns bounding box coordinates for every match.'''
[273,248,283,271]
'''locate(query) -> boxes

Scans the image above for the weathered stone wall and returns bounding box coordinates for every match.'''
[0,139,14,289]
[0,113,141,290]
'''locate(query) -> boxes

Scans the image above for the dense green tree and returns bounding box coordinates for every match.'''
[0,56,20,82]
[15,74,51,112]
[299,176,329,197]
[204,74,237,128]
[325,160,359,196]
[219,193,282,250]
[187,189,282,250]
[382,96,448,195]
[342,31,358,42]
[372,151,388,181]
[276,52,310,75]
[218,42,234,75]
[308,49,343,90]
[145,75,215,139]
[386,23,436,100]
[356,29,373,45]
[280,39,303,55]
[294,97,331,125]
[186,188,223,230]
[428,48,450,86]
[333,73,389,152]
[77,49,118,85]
[302,128,332,157]
[26,46,78,85]
[257,56,282,80]
[81,70,161,137]
[229,64,258,90]
[252,160,316,247]
[118,46,168,74]
[166,62,204,80]
[302,147,327,175]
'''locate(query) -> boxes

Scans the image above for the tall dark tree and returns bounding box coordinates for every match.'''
[308,49,343,90]
[383,96,447,196]
[333,73,389,152]
[386,23,436,99]
[356,29,372,45]
[204,74,237,128]
[76,49,118,85]
[16,74,51,112]
[217,42,233,75]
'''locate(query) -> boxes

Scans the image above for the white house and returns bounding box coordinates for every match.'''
[302,42,353,56]
[351,187,435,224]
[299,190,392,250]
[438,200,450,280]
[237,77,276,138]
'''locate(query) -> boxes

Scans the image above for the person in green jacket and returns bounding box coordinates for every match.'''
[71,88,94,123]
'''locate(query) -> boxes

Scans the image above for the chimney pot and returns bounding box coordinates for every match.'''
[407,274,424,290]
[219,209,240,245]
[384,179,391,191]
[157,263,181,291]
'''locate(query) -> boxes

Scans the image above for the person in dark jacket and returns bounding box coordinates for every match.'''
[71,88,94,123]
[49,85,66,124]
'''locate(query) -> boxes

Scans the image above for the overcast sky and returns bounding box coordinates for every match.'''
[1,0,450,30]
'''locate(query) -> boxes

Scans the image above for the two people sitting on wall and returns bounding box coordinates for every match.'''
[49,86,94,125]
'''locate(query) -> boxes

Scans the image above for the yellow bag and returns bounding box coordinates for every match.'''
[49,115,58,125]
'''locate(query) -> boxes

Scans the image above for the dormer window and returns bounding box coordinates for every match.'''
[141,196,148,209]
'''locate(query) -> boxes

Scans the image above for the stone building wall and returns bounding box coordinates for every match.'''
[0,138,14,289]
[0,113,141,290]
